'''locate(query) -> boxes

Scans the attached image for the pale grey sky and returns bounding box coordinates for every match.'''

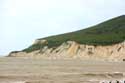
[0,0,125,56]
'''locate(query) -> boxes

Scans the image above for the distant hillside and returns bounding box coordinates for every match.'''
[23,15,125,53]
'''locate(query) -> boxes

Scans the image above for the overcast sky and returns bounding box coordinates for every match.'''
[0,0,125,56]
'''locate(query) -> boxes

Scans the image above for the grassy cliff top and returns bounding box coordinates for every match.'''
[23,15,125,53]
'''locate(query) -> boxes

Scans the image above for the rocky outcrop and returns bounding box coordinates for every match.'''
[8,40,125,61]
[33,39,48,45]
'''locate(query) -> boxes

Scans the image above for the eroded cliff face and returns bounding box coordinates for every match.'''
[8,40,125,61]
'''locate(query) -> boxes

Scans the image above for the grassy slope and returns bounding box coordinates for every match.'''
[23,15,125,53]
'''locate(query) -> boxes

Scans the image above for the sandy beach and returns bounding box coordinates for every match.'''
[0,57,125,83]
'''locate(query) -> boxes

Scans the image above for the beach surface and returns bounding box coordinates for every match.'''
[0,57,125,83]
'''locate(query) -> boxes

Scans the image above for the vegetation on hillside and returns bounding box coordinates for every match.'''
[23,15,125,53]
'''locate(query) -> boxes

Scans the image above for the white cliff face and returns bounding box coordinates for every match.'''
[8,40,125,61]
[33,39,48,45]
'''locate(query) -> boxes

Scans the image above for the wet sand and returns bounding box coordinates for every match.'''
[0,57,125,83]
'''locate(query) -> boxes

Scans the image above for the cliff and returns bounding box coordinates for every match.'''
[8,15,125,61]
[9,40,125,61]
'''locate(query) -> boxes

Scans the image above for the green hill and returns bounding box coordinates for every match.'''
[23,15,125,53]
